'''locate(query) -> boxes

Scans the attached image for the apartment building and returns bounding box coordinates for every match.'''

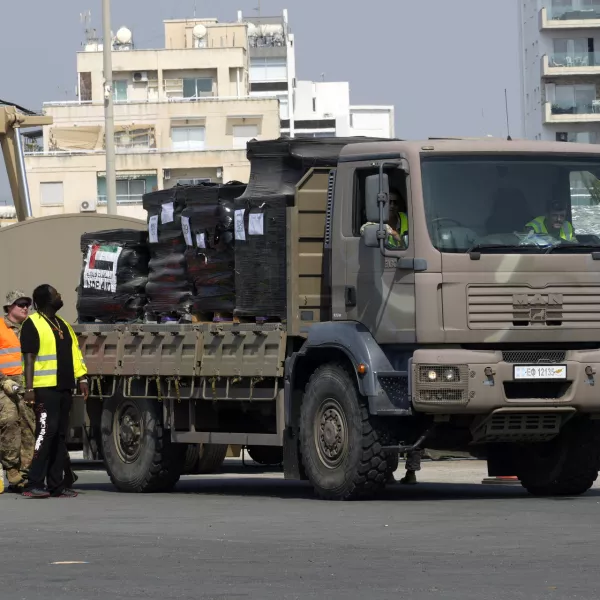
[25,18,281,219]
[520,0,600,143]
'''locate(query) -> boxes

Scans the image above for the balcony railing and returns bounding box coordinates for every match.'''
[548,4,600,20]
[549,51,600,67]
[25,146,247,157]
[97,195,144,205]
[551,101,600,115]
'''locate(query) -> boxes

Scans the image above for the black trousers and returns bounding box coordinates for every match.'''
[27,388,73,493]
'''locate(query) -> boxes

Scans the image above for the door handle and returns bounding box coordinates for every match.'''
[345,286,357,307]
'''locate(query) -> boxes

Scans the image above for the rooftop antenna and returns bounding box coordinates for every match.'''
[194,0,197,18]
[80,10,97,45]
[254,0,261,15]
[505,88,512,141]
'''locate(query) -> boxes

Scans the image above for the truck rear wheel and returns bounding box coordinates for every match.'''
[299,363,389,500]
[247,445,283,466]
[184,443,229,474]
[101,395,185,493]
[518,418,600,496]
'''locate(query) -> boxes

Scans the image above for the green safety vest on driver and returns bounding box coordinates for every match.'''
[525,216,575,241]
[26,313,87,388]
[386,212,409,248]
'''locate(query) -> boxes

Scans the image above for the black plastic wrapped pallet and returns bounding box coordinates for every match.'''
[182,182,246,315]
[76,229,149,323]
[233,195,289,320]
[142,186,193,321]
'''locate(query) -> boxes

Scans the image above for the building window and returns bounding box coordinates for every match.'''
[40,182,64,206]
[113,80,128,103]
[177,178,212,185]
[183,78,213,98]
[171,126,206,151]
[279,97,289,120]
[232,125,258,149]
[249,57,287,82]
[114,129,152,151]
[116,179,146,203]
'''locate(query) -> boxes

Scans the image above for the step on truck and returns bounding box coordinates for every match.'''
[75,138,600,499]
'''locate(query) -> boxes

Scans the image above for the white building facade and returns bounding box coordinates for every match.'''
[520,0,600,143]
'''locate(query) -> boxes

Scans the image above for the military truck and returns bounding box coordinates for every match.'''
[75,138,600,499]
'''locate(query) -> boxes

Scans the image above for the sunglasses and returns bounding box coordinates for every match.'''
[14,301,31,309]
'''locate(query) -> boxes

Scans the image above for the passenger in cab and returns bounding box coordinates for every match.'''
[525,201,576,241]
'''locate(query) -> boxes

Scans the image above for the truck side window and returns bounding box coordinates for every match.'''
[353,167,409,249]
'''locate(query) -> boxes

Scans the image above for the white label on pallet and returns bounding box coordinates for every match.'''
[234,209,246,241]
[249,212,264,236]
[161,201,174,224]
[181,216,193,247]
[196,232,206,249]
[148,215,159,243]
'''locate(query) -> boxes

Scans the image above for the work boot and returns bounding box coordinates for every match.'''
[7,483,25,494]
[22,488,50,499]
[400,470,418,485]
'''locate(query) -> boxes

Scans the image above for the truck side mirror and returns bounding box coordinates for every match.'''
[365,173,389,223]
[362,223,380,248]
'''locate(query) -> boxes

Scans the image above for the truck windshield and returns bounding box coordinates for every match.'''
[421,154,600,253]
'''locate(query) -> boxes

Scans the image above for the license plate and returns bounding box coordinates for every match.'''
[513,365,567,380]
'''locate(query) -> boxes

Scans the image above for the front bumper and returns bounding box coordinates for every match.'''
[411,348,600,414]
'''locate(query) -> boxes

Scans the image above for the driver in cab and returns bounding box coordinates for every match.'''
[360,188,408,249]
[525,201,576,242]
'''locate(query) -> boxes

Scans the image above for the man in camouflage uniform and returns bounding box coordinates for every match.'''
[0,290,36,493]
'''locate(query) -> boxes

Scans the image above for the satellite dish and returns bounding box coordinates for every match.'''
[116,27,133,44]
[247,23,258,37]
[193,24,207,39]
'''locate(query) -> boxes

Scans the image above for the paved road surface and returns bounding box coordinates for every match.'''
[3,460,600,600]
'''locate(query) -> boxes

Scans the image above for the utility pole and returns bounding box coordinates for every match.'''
[102,0,117,214]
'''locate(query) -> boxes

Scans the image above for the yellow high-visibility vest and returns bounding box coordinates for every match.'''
[526,216,575,241]
[26,313,87,388]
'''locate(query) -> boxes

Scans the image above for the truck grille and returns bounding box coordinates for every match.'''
[467,285,600,329]
[502,350,566,364]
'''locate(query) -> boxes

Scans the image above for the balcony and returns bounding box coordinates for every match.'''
[543,52,600,75]
[544,100,600,122]
[541,5,600,29]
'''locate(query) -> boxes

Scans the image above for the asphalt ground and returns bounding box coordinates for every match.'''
[2,459,600,600]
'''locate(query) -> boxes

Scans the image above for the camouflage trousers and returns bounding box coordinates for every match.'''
[0,376,36,486]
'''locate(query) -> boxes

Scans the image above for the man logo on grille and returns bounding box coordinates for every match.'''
[513,293,563,324]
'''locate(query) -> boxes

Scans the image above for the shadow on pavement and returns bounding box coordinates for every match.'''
[71,475,600,502]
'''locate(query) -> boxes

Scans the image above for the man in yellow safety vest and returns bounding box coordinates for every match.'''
[525,201,576,241]
[20,285,89,499]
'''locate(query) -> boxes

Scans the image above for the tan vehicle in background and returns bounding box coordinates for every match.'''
[72,138,600,499]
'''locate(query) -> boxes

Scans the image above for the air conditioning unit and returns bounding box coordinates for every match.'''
[133,71,149,83]
[80,199,97,213]
[163,168,171,180]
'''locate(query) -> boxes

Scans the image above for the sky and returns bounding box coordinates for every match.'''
[0,0,521,201]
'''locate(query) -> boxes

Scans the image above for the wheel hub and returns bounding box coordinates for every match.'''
[114,402,143,463]
[315,400,348,469]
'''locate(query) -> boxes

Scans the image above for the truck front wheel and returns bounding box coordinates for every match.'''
[517,418,600,496]
[101,395,185,493]
[299,363,390,500]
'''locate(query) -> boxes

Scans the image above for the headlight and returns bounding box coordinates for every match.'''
[427,369,437,381]
[444,368,457,382]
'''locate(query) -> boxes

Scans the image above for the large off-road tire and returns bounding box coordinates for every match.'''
[247,445,284,466]
[101,395,186,493]
[517,418,600,497]
[183,444,229,474]
[299,363,390,500]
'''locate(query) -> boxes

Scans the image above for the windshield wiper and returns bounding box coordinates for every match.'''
[545,243,600,255]
[467,243,544,260]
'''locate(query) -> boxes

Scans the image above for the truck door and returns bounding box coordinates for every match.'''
[332,160,417,344]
